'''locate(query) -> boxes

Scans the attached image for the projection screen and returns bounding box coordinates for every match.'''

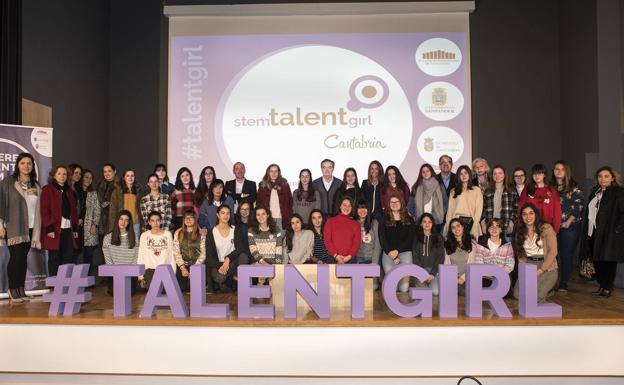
[166,2,474,187]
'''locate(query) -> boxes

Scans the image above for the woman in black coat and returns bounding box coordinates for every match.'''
[580,166,624,297]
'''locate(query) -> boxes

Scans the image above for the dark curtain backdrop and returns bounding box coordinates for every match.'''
[0,0,21,124]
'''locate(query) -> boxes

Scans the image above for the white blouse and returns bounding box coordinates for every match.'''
[213,226,235,263]
[523,234,544,257]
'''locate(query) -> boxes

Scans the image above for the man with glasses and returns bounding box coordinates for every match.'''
[435,155,457,231]
[435,155,458,198]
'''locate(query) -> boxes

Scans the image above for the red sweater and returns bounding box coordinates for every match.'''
[323,213,361,257]
[518,186,561,233]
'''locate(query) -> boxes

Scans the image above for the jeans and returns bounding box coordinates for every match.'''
[133,223,141,238]
[381,251,413,293]
[413,266,439,296]
[557,221,581,289]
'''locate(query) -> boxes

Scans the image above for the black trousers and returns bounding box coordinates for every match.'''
[595,260,618,291]
[7,230,32,289]
[47,228,75,277]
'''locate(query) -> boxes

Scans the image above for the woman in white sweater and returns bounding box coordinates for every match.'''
[137,211,174,288]
[283,213,314,264]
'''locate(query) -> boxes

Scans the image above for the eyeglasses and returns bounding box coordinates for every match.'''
[513,174,525,178]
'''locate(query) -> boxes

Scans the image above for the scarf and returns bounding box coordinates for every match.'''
[52,182,71,219]
[416,178,445,224]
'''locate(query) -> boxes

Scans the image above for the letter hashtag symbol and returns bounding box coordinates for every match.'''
[182,143,201,160]
[43,264,94,316]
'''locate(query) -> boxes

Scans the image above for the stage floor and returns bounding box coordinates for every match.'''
[0,276,622,327]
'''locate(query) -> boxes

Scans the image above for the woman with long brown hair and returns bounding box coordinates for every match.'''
[379,193,415,292]
[102,210,138,294]
[173,210,206,292]
[513,203,558,302]
[518,164,561,233]
[247,204,283,265]
[552,160,584,291]
[481,165,518,241]
[361,160,384,219]
[256,164,292,232]
[292,169,321,225]
[81,169,101,275]
[333,167,363,215]
[444,165,483,240]
[108,169,143,235]
[408,163,445,230]
[96,163,117,240]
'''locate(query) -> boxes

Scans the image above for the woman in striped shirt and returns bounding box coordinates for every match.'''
[102,210,139,295]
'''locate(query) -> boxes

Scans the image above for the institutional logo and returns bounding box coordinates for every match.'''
[432,88,447,106]
[415,38,462,77]
[417,126,464,165]
[424,137,434,152]
[417,81,464,122]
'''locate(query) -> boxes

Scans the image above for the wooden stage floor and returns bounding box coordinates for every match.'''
[0,276,622,327]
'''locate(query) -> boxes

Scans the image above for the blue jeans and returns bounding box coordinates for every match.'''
[557,221,582,289]
[415,266,439,296]
[381,251,413,293]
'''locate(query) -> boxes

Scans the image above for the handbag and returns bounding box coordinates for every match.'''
[579,259,596,280]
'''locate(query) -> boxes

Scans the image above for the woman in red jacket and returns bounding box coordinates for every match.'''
[40,165,79,277]
[519,164,561,233]
[256,164,293,232]
[323,196,361,264]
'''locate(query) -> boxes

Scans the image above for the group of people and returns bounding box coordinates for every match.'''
[1,153,622,305]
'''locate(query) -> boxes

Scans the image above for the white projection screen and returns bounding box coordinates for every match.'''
[166,2,474,187]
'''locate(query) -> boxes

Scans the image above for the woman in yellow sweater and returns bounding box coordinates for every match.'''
[108,169,143,235]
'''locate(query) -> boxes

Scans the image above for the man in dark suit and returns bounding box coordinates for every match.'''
[311,158,342,216]
[435,154,457,218]
[225,162,257,206]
